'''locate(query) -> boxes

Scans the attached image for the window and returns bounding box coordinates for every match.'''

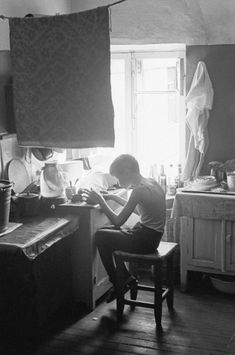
[94,44,185,177]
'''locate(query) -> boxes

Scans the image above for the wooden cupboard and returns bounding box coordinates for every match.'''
[171,191,235,290]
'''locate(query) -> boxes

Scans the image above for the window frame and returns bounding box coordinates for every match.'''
[111,44,186,169]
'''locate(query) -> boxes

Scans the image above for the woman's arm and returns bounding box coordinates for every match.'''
[87,189,140,227]
[109,193,139,215]
[101,191,128,206]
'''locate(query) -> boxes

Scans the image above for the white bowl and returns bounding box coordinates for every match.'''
[210,276,235,295]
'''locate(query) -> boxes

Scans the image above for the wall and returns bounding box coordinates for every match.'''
[71,0,235,45]
[0,0,71,50]
[197,0,235,44]
[186,45,235,173]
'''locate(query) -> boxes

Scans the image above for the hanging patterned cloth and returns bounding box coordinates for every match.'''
[9,6,114,149]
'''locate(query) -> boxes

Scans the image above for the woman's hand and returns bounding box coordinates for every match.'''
[82,189,115,205]
[83,189,102,205]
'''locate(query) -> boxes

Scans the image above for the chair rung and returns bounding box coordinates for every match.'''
[137,285,168,295]
[124,299,155,309]
[117,256,161,264]
[137,284,155,292]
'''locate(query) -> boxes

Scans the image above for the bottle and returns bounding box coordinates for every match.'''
[149,163,158,181]
[175,164,183,189]
[167,164,176,195]
[159,164,167,194]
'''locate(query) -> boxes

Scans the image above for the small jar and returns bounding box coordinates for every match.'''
[210,168,224,182]
[210,168,217,179]
[227,172,235,192]
[217,170,224,182]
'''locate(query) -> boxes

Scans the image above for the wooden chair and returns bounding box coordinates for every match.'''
[113,241,178,330]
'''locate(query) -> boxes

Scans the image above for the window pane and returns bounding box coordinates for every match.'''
[97,50,185,178]
[136,92,180,175]
[137,58,177,92]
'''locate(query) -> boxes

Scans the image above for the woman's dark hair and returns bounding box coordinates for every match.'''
[109,154,140,176]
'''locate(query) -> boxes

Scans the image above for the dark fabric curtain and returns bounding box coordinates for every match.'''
[9,6,114,149]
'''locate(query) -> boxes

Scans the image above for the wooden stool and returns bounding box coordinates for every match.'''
[113,241,178,330]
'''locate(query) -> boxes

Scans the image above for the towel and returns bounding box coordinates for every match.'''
[183,61,214,180]
[186,61,214,154]
[9,7,114,149]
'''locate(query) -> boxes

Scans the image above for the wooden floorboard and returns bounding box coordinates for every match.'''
[1,282,235,355]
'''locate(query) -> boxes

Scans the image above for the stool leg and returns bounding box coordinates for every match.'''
[115,256,125,321]
[129,280,138,311]
[154,261,163,330]
[130,281,138,301]
[129,261,138,307]
[166,254,174,311]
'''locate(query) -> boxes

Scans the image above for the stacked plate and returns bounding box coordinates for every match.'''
[7,159,30,194]
[187,176,218,191]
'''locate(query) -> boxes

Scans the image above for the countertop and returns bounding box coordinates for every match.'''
[0,214,79,259]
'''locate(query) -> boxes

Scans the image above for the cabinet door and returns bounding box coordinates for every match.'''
[92,205,139,302]
[181,216,221,270]
[225,221,235,272]
[92,208,114,303]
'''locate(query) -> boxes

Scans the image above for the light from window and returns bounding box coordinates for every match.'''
[98,46,186,178]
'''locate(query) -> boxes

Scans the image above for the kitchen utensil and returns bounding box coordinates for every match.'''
[65,186,76,200]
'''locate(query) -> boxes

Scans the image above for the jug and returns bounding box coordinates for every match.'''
[40,161,65,198]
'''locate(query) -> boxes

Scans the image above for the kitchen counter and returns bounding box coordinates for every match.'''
[0,213,80,335]
[0,214,79,258]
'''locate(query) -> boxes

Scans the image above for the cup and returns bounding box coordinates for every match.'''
[65,186,76,200]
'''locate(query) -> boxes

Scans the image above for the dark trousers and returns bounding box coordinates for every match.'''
[95,222,163,285]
